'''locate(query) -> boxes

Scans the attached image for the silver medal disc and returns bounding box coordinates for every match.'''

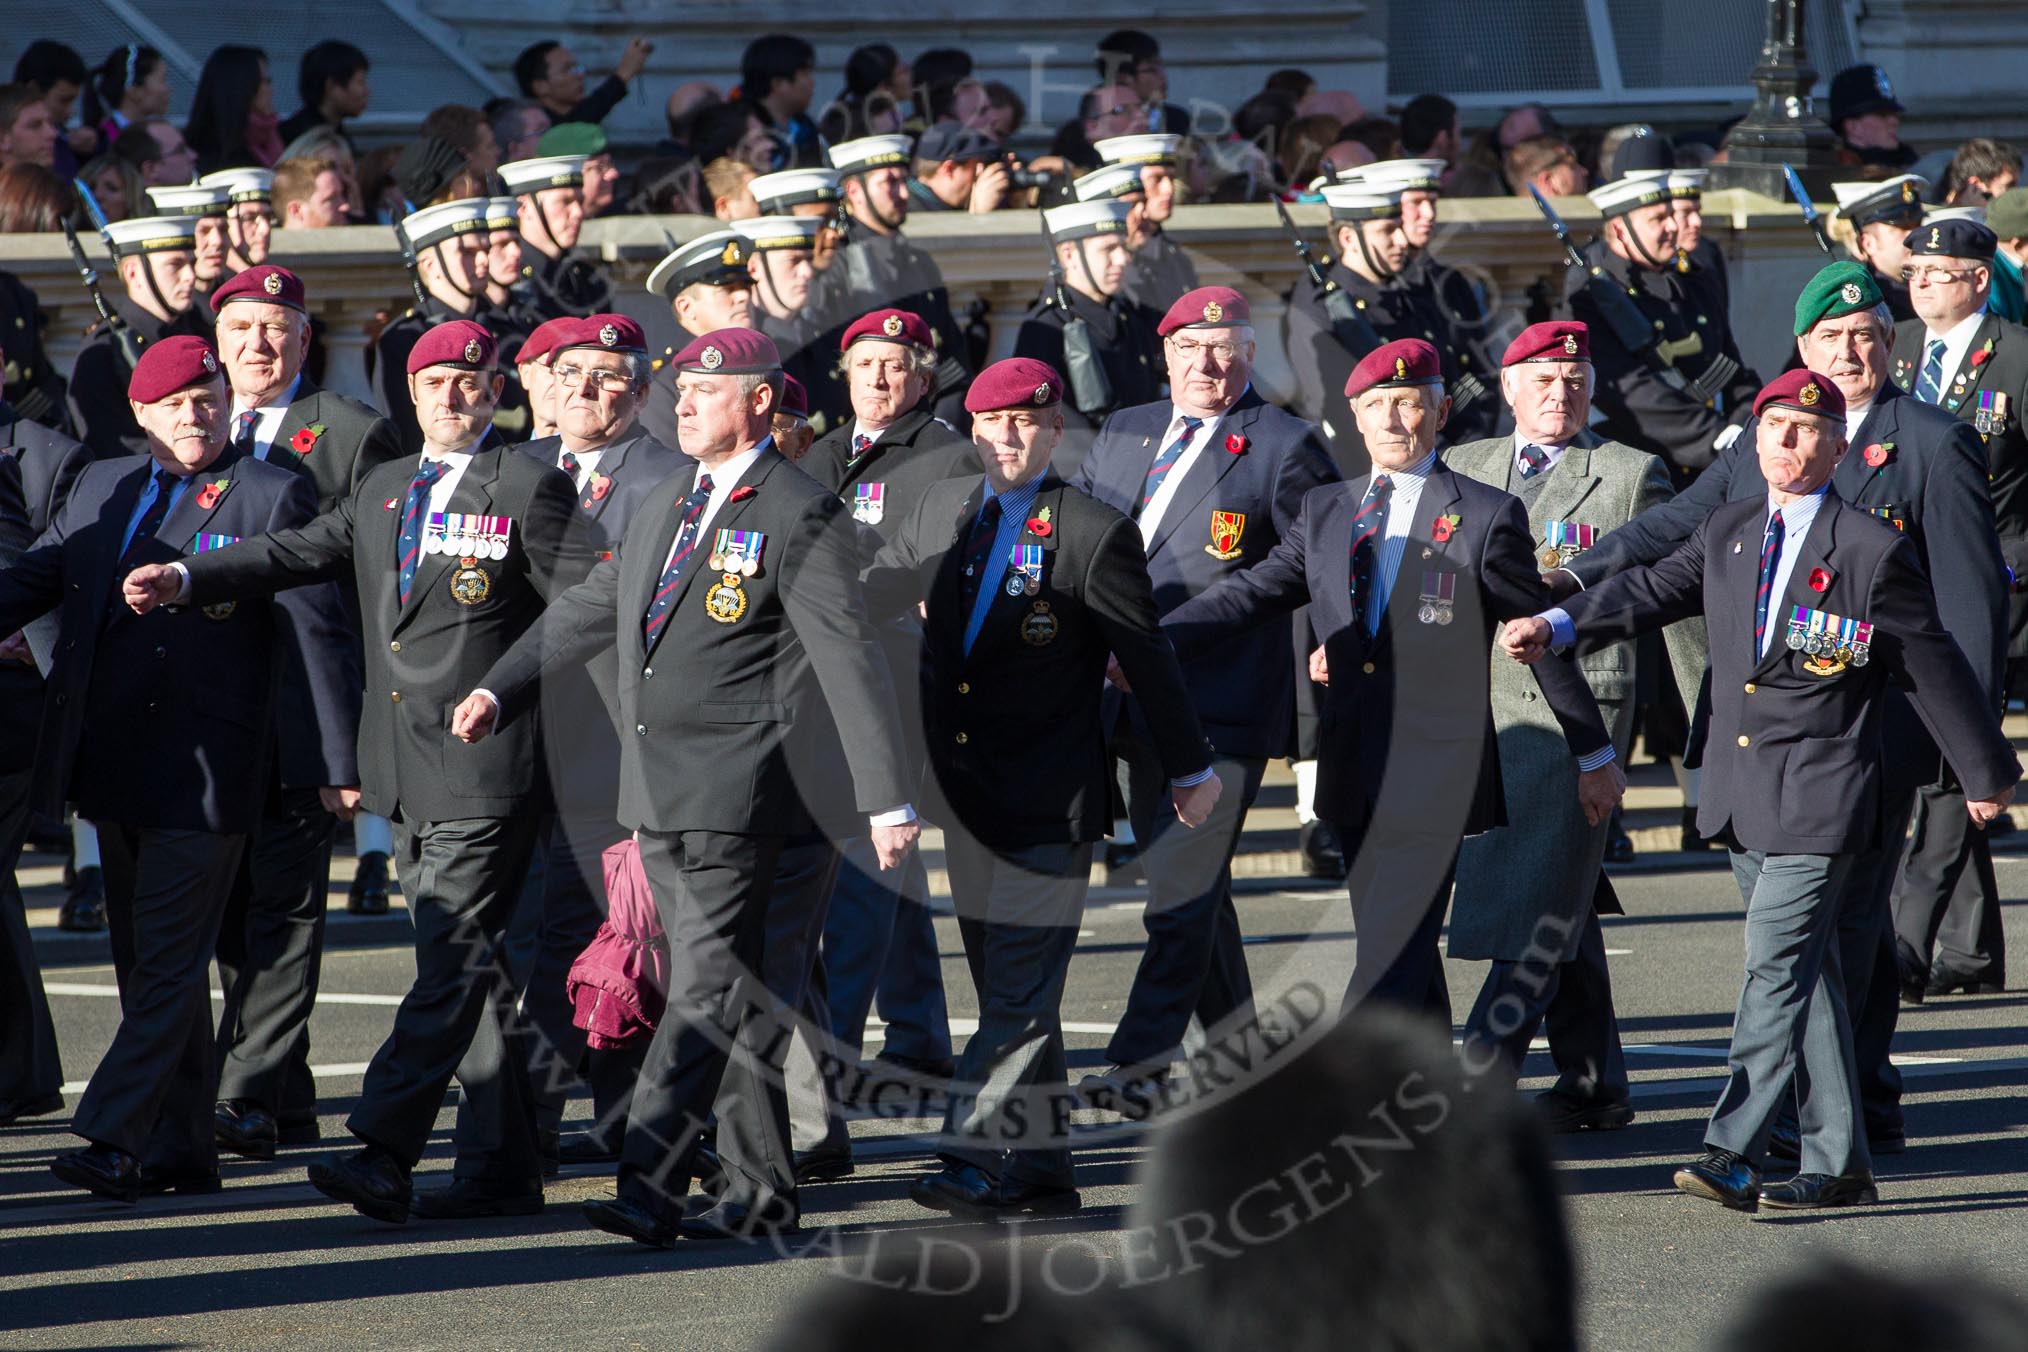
[1417,602,1435,624]
[1435,605,1453,626]
[1006,575,1025,597]
[740,556,759,578]
[1787,630,1805,651]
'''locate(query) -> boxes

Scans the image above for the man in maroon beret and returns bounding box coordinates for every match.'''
[1162,337,1619,1026]
[451,324,918,1243]
[126,317,596,1222]
[1505,367,2017,1213]
[205,262,398,1159]
[854,355,1220,1218]
[1438,318,1706,1130]
[1067,283,1339,1112]
[0,335,354,1202]
[513,314,583,443]
[770,373,814,461]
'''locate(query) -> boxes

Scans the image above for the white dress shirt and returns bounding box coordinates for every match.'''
[1136,400,1234,544]
[1924,308,1987,389]
[1364,451,1438,634]
[228,375,304,460]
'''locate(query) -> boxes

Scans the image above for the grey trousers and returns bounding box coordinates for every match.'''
[1706,849,1868,1178]
[1106,740,1262,1067]
[939,833,1091,1191]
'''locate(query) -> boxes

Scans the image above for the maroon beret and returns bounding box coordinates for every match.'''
[1501,320,1589,367]
[559,313,647,356]
[1345,338,1443,398]
[1754,368,1847,421]
[514,316,578,367]
[840,307,933,352]
[128,335,222,403]
[1157,286,1251,337]
[966,357,1062,413]
[671,326,781,375]
[406,319,497,375]
[212,264,306,313]
[778,374,809,420]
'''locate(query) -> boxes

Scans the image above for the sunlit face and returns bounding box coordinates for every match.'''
[1611,202,1679,268]
[674,280,753,335]
[407,364,503,450]
[674,370,772,460]
[486,230,522,288]
[848,167,909,229]
[581,153,618,215]
[750,248,814,316]
[553,348,643,447]
[1756,403,1847,495]
[771,413,814,461]
[216,300,307,405]
[431,233,490,298]
[1399,190,1437,248]
[132,378,227,473]
[1671,197,1703,252]
[1500,359,1591,446]
[524,185,583,252]
[539,45,586,107]
[518,359,558,435]
[1797,311,1889,407]
[971,404,1063,492]
[1842,112,1901,152]
[1,99,57,167]
[1061,233,1129,297]
[1141,164,1176,223]
[193,217,228,282]
[144,121,195,184]
[123,249,196,315]
[1852,218,1916,279]
[87,163,128,221]
[285,169,348,228]
[1347,218,1410,276]
[1352,384,1447,471]
[1905,252,1991,328]
[1165,326,1254,417]
[846,339,928,428]
[227,202,274,264]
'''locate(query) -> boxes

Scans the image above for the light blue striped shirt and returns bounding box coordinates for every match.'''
[121,468,193,555]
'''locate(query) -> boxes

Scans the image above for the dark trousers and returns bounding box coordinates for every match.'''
[1106,740,1262,1067]
[618,828,788,1226]
[214,785,335,1121]
[348,816,541,1183]
[515,812,630,1137]
[1339,818,1456,1023]
[82,824,244,1169]
[710,837,839,1219]
[939,833,1090,1191]
[1892,781,2007,982]
[1464,878,1628,1099]
[0,768,62,1102]
[815,837,952,1066]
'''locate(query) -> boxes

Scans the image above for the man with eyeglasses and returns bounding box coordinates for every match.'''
[510,314,681,1169]
[1070,287,1337,1112]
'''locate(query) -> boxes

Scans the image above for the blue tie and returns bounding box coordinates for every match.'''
[1350,475,1392,635]
[1916,339,1948,403]
[1135,416,1203,519]
[122,467,181,562]
[1518,444,1550,478]
[1755,509,1784,657]
[641,475,715,647]
[396,460,447,605]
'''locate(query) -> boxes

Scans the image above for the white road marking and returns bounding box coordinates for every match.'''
[43,981,404,1006]
[62,1062,373,1095]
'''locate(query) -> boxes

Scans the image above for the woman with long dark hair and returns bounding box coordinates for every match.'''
[83,44,170,147]
[186,45,282,174]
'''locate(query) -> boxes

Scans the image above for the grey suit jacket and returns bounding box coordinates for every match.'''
[1441,433,1706,959]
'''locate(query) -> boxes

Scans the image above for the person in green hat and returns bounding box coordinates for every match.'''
[1983,187,2028,323]
[538,122,619,217]
[1545,258,2009,1168]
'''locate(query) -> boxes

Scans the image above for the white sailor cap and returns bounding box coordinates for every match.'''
[646,230,754,300]
[1923,204,1988,227]
[1665,168,1709,199]
[748,167,841,211]
[827,134,913,176]
[1319,182,1401,221]
[1587,173,1673,219]
[1352,158,1446,194]
[1830,174,1929,226]
[737,215,824,252]
[483,196,521,230]
[104,214,199,256]
[146,183,229,217]
[1094,133,1182,167]
[398,197,492,252]
[499,155,586,194]
[1073,162,1145,203]
[1043,199,1133,241]
[197,168,274,204]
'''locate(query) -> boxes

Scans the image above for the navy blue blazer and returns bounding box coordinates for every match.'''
[1562,493,2018,854]
[0,449,359,832]
[1163,465,1611,838]
[1073,388,1340,758]
[0,408,86,773]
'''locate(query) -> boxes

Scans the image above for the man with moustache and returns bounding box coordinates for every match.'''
[67,212,213,461]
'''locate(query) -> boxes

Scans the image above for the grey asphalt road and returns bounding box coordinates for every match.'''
[4,854,2027,1352]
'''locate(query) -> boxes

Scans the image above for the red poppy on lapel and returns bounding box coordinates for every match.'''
[196,479,230,510]
[1026,517,1052,537]
[728,485,757,503]
[1972,340,1995,368]
[1809,567,1831,593]
[1431,512,1459,544]
[588,474,612,502]
[1862,441,1893,467]
[1225,432,1246,455]
[290,423,325,455]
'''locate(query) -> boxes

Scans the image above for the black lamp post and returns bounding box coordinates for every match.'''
[1709,0,1841,198]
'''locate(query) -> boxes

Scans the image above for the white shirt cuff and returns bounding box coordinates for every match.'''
[1576,746,1617,773]
[168,561,193,605]
[870,805,917,827]
[1171,767,1215,788]
[473,689,501,714]
[1553,566,1583,592]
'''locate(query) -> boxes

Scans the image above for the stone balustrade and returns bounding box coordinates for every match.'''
[4,191,1825,411]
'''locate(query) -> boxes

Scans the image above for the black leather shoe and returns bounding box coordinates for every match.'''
[1679,807,1718,852]
[559,1132,621,1166]
[1761,1171,1878,1209]
[1766,1121,1802,1164]
[411,1177,544,1220]
[51,1145,140,1203]
[793,1144,856,1184]
[954,1178,1082,1222]
[1101,841,1143,887]
[1077,1064,1170,1120]
[0,1093,63,1127]
[909,1163,997,1213]
[1869,1125,1907,1156]
[276,1114,321,1146]
[348,851,391,916]
[1535,1088,1635,1133]
[873,1050,956,1081]
[308,1145,412,1223]
[679,1198,799,1240]
[135,1164,223,1197]
[214,1100,279,1161]
[1603,815,1637,864]
[583,1196,677,1248]
[1924,964,2004,998]
[58,867,106,931]
[1673,1148,1760,1212]
[1299,821,1348,881]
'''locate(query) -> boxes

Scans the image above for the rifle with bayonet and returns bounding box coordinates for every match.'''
[1040,209,1114,419]
[1782,163,1835,257]
[68,180,146,376]
[1527,185,1739,405]
[1272,194,1382,359]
